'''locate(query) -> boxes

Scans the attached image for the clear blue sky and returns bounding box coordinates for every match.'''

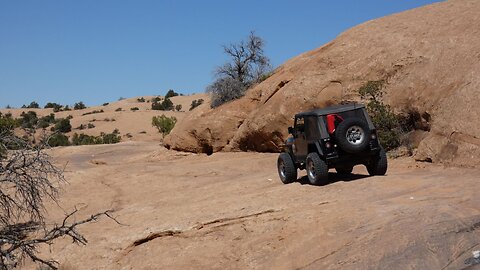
[0,0,441,108]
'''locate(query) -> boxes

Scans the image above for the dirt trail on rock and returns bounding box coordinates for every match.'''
[24,142,480,269]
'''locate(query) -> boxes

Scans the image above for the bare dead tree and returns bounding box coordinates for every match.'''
[0,133,118,270]
[207,31,272,108]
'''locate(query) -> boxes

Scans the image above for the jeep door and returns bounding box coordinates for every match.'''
[293,116,308,161]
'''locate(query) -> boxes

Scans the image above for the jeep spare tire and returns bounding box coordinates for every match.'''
[335,117,371,153]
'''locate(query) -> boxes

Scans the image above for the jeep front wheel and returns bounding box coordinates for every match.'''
[277,153,297,184]
[306,153,329,185]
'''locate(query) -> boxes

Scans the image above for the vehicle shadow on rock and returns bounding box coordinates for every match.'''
[297,172,371,186]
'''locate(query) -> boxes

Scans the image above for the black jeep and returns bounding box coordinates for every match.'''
[277,103,387,185]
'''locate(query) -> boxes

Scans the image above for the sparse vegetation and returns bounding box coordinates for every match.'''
[71,130,121,145]
[358,80,411,151]
[152,115,177,138]
[190,99,204,111]
[102,102,109,106]
[47,133,70,147]
[37,113,56,129]
[175,104,182,111]
[22,101,40,109]
[19,111,38,129]
[82,109,104,116]
[207,31,271,108]
[165,89,179,99]
[130,107,139,111]
[87,123,95,129]
[137,97,146,102]
[74,102,86,110]
[115,108,122,112]
[151,98,174,111]
[44,102,63,112]
[54,118,72,133]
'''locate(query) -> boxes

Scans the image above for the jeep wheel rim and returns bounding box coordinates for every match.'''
[278,160,286,178]
[307,159,316,179]
[346,125,365,145]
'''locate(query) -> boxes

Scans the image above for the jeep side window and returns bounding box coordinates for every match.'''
[295,117,305,133]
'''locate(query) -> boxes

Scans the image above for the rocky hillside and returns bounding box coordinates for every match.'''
[165,0,480,167]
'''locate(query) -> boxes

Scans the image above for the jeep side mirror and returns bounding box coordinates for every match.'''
[288,127,294,134]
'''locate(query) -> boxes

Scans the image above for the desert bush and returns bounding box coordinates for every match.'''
[44,102,63,112]
[87,123,95,129]
[175,104,182,111]
[189,99,204,111]
[151,98,174,111]
[54,118,72,133]
[358,81,404,151]
[82,109,104,116]
[152,115,177,138]
[47,133,70,147]
[102,102,109,106]
[207,31,271,108]
[63,105,71,111]
[71,130,121,145]
[137,97,146,102]
[115,108,122,112]
[130,107,139,111]
[22,101,40,109]
[82,110,104,116]
[151,96,162,103]
[73,102,86,110]
[0,112,18,134]
[37,114,56,129]
[165,89,179,99]
[19,111,38,129]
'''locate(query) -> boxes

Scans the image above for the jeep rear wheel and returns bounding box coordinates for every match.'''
[277,153,297,184]
[306,153,329,185]
[366,147,388,176]
[335,117,371,153]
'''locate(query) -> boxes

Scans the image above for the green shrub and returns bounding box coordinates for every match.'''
[175,104,182,111]
[71,130,121,145]
[47,133,70,147]
[82,109,104,116]
[152,115,177,138]
[73,102,86,110]
[87,123,95,129]
[63,105,71,111]
[37,114,55,129]
[22,101,40,109]
[0,112,18,134]
[137,97,145,102]
[189,99,204,111]
[151,96,162,103]
[165,89,179,99]
[44,102,63,112]
[358,81,402,151]
[151,98,174,111]
[54,118,72,133]
[19,111,38,129]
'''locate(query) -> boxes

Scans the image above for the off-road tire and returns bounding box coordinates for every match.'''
[306,152,329,185]
[335,117,371,153]
[335,166,353,174]
[366,147,388,176]
[277,153,297,184]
